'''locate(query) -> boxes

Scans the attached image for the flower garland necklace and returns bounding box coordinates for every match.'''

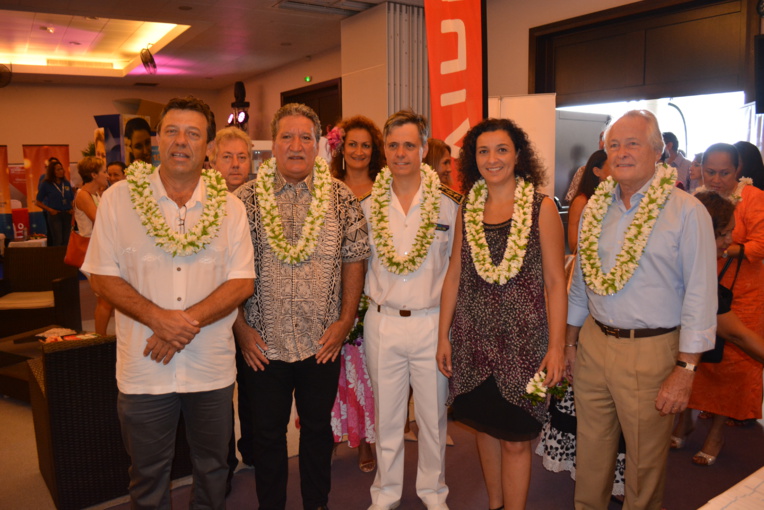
[370,164,441,274]
[255,157,332,264]
[694,177,752,205]
[464,176,535,285]
[579,163,676,296]
[126,161,228,257]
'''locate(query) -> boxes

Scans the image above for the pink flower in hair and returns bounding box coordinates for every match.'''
[326,126,345,157]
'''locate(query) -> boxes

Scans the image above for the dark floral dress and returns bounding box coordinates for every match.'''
[448,192,548,435]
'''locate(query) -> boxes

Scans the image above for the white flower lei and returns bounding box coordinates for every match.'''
[126,161,228,257]
[464,177,535,285]
[370,164,441,274]
[694,177,752,205]
[579,163,676,296]
[255,157,331,264]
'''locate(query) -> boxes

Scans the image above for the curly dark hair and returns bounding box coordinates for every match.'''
[459,118,547,192]
[330,115,386,181]
[44,157,64,182]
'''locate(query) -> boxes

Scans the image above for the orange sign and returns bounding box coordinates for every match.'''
[425,0,485,159]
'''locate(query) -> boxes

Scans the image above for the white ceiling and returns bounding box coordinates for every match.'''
[0,0,421,90]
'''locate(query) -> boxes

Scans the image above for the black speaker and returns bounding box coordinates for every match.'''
[755,35,764,114]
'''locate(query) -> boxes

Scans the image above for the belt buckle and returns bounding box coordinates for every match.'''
[601,324,621,338]
[400,310,411,317]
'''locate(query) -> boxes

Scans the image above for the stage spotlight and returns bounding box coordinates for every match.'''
[228,80,250,130]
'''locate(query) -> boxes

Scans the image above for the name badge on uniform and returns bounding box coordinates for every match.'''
[435,223,449,232]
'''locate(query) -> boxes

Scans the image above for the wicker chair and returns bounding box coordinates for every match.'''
[0,246,81,337]
[28,335,193,510]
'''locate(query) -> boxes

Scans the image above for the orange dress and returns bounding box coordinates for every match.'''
[689,185,764,420]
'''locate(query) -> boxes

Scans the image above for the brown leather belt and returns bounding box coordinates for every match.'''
[378,304,412,317]
[594,319,677,339]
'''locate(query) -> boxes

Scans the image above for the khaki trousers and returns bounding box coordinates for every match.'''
[573,315,678,510]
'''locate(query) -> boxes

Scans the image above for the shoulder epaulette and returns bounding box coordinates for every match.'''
[440,184,463,205]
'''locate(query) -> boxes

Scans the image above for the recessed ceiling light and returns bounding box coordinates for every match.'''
[69,41,81,46]
[179,5,192,10]
[85,16,99,20]
[40,26,55,33]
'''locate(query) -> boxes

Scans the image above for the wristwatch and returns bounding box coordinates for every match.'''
[676,360,698,372]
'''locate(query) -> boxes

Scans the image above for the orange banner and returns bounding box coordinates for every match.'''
[0,145,12,239]
[0,146,9,215]
[22,145,70,213]
[425,0,485,164]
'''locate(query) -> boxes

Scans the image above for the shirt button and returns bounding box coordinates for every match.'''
[176,267,181,271]
[177,297,182,302]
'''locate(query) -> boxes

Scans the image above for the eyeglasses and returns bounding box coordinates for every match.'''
[177,205,187,234]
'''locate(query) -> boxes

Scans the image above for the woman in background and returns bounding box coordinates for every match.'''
[36,158,74,246]
[425,138,454,188]
[679,144,764,465]
[686,153,703,194]
[74,156,112,335]
[733,141,764,190]
[107,161,127,185]
[565,149,608,254]
[328,115,385,472]
[672,190,764,465]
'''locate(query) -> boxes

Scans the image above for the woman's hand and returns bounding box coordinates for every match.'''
[538,346,565,388]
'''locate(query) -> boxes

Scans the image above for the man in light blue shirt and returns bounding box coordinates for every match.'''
[566,110,717,510]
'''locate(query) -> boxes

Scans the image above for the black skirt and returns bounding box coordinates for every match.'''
[451,375,542,442]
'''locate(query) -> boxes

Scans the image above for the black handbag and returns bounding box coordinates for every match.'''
[701,251,743,363]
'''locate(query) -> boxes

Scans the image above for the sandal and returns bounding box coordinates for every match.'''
[359,458,376,473]
[669,435,686,450]
[692,451,718,466]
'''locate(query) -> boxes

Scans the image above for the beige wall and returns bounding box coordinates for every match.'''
[226,47,341,141]
[0,0,640,162]
[486,0,638,96]
[0,85,226,164]
[341,3,389,130]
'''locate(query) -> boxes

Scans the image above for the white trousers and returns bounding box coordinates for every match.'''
[364,307,449,509]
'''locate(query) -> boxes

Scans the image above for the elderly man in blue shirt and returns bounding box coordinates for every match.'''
[566,110,717,510]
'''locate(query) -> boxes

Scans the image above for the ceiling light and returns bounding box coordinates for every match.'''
[40,26,55,33]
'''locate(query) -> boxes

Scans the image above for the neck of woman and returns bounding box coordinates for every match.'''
[343,166,373,198]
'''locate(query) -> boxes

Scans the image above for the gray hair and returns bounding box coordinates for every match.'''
[605,110,664,155]
[270,103,321,142]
